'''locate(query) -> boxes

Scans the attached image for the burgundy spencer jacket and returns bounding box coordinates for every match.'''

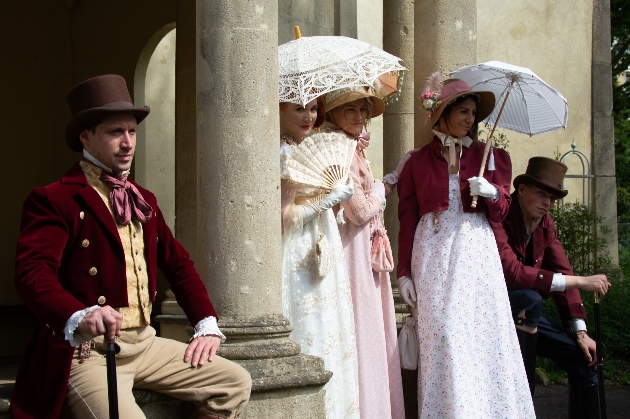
[11,163,218,419]
[490,191,587,325]
[397,137,512,278]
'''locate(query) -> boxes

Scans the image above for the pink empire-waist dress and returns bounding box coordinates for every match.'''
[338,149,406,419]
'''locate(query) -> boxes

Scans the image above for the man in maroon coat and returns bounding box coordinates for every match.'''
[491,157,611,418]
[11,75,251,419]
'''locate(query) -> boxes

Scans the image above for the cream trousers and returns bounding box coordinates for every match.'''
[64,326,251,419]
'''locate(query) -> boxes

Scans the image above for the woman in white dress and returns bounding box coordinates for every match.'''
[396,78,536,418]
[279,98,361,419]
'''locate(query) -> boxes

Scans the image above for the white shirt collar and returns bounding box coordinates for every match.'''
[82,149,130,176]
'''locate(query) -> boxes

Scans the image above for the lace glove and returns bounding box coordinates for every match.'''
[383,151,413,185]
[397,276,417,307]
[468,176,499,200]
[299,177,355,225]
[372,179,386,211]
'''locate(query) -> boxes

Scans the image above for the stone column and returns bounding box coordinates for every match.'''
[383,0,414,305]
[196,1,330,418]
[414,0,477,148]
[159,0,196,343]
[592,0,620,266]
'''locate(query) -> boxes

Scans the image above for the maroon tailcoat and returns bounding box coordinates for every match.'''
[397,138,512,278]
[11,163,218,419]
[490,191,587,325]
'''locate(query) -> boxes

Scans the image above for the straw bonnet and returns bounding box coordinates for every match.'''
[513,156,569,198]
[324,86,385,118]
[423,78,495,127]
[65,75,150,152]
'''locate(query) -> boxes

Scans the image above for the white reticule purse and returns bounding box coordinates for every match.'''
[315,213,333,279]
[398,307,418,370]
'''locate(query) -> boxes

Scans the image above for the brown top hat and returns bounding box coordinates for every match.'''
[429,79,495,127]
[324,86,385,118]
[65,75,150,152]
[513,156,568,198]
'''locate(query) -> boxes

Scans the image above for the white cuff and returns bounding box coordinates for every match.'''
[550,273,566,292]
[489,185,500,202]
[64,305,99,347]
[383,172,399,185]
[569,318,587,333]
[192,316,226,343]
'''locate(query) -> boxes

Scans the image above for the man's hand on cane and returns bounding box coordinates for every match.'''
[76,306,123,341]
[576,331,598,368]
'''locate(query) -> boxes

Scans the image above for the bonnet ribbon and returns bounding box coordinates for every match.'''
[432,130,472,169]
[354,132,371,150]
[99,171,153,225]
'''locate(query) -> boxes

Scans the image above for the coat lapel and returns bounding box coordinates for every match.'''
[62,163,123,251]
[507,193,527,259]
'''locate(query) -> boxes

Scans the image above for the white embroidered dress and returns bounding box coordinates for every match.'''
[280,140,360,419]
[411,174,535,418]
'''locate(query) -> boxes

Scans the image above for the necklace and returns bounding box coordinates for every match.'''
[281,133,302,146]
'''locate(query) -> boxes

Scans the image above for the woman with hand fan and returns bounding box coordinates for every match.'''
[279,99,361,419]
[322,86,405,419]
[396,75,535,418]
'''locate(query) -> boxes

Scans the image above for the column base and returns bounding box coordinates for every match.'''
[154,313,332,418]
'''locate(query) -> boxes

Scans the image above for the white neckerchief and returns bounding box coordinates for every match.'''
[83,149,131,176]
[431,130,495,171]
[432,130,472,168]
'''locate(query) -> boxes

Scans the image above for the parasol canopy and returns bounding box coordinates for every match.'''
[279,35,406,106]
[450,60,568,136]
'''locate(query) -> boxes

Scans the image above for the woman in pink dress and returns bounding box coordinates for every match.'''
[322,86,406,419]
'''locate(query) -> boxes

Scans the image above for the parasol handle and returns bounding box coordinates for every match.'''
[294,26,302,39]
[471,88,512,208]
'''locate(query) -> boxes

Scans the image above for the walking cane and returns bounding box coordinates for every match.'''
[594,292,607,419]
[105,328,120,419]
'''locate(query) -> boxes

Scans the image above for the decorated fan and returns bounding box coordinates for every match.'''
[285,132,356,190]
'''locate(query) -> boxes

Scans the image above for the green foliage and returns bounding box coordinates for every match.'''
[615,111,630,221]
[612,0,630,113]
[549,202,612,276]
[478,128,510,152]
[539,202,630,384]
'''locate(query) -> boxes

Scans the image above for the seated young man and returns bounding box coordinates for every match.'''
[491,157,611,419]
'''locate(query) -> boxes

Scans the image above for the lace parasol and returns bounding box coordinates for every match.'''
[279,36,406,106]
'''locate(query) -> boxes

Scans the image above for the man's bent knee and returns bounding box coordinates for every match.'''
[508,289,543,327]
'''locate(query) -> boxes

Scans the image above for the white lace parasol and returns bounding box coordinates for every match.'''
[279,36,406,106]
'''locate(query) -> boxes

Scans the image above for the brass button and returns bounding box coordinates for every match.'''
[82,239,90,248]
[535,259,538,264]
[518,257,523,261]
[46,324,50,329]
[97,296,106,305]
[89,267,97,276]
[538,274,543,279]
[79,211,85,220]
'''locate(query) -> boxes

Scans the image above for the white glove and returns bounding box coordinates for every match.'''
[468,176,499,200]
[383,151,413,185]
[397,276,417,307]
[298,177,355,225]
[320,177,355,210]
[372,179,386,211]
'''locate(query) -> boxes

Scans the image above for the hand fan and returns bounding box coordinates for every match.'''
[285,132,356,190]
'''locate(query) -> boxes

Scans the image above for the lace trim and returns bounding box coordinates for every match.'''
[192,316,226,343]
[64,305,99,347]
[281,133,302,146]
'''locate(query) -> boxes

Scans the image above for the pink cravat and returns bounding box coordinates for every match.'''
[354,132,371,150]
[99,171,153,225]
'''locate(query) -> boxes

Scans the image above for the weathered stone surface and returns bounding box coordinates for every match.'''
[414,0,477,147]
[196,2,330,417]
[535,368,551,386]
